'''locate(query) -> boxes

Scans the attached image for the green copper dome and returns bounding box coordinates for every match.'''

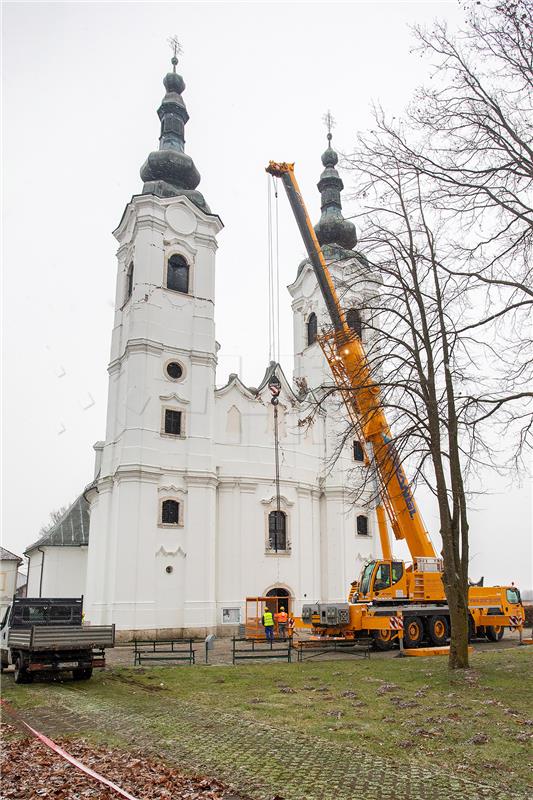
[140,56,209,212]
[314,133,357,250]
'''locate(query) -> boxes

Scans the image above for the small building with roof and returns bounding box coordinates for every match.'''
[0,546,23,615]
[25,495,89,599]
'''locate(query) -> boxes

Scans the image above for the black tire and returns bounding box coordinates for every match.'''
[428,615,449,646]
[14,658,32,684]
[372,629,395,651]
[404,616,424,648]
[486,625,505,642]
[72,667,93,681]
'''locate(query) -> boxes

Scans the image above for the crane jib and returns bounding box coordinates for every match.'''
[382,434,417,519]
[280,171,345,333]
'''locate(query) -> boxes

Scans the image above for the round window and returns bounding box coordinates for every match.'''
[166,362,183,381]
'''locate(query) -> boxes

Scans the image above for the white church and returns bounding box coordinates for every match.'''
[25,56,379,637]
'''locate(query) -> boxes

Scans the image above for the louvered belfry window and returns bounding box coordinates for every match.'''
[353,440,364,462]
[357,514,369,536]
[164,409,182,436]
[162,499,180,525]
[346,308,362,338]
[126,263,134,300]
[307,313,318,346]
[167,254,189,293]
[268,510,287,550]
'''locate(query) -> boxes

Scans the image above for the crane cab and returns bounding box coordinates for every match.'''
[354,560,408,603]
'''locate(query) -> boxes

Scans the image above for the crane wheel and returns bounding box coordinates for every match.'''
[372,630,395,651]
[486,625,505,642]
[428,615,449,646]
[404,617,424,648]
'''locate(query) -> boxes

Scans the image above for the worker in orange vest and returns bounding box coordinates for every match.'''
[276,606,288,639]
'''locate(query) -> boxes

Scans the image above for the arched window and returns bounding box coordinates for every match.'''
[357,514,369,536]
[268,510,287,551]
[307,312,317,346]
[346,308,362,338]
[126,262,134,301]
[353,440,364,462]
[167,254,189,294]
[161,499,180,525]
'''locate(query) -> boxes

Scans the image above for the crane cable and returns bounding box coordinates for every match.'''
[267,176,281,364]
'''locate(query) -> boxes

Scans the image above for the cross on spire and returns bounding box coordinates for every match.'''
[167,35,183,71]
[322,110,336,142]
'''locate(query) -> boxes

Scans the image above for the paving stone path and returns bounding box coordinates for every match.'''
[18,684,527,800]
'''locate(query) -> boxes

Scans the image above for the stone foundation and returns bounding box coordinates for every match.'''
[113,625,232,643]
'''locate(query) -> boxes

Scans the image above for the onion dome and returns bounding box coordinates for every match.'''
[314,133,357,250]
[140,55,209,211]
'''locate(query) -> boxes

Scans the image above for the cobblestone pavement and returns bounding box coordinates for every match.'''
[12,680,529,800]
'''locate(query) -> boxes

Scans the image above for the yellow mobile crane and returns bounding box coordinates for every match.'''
[266,161,525,649]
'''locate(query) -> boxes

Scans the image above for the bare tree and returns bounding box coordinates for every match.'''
[336,129,497,667]
[374,0,533,459]
[38,505,69,537]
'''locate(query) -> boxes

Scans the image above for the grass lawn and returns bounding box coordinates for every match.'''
[2,647,532,800]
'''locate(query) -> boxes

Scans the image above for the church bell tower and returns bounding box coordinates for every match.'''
[85,51,223,636]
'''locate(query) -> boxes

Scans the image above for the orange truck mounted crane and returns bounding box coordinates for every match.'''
[266,160,525,650]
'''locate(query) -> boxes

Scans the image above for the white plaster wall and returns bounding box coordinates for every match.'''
[25,548,87,599]
[85,193,222,633]
[0,560,20,614]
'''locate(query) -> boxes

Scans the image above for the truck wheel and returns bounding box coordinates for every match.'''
[404,617,424,648]
[486,625,505,642]
[372,629,395,651]
[428,615,449,646]
[14,658,32,684]
[72,667,93,681]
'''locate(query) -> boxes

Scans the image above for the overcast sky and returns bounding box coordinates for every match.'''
[2,1,531,589]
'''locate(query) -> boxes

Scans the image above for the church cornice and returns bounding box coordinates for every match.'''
[108,339,216,374]
[186,472,218,488]
[113,465,162,483]
[113,194,223,243]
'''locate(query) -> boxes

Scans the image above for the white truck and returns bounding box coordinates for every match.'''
[0,597,115,684]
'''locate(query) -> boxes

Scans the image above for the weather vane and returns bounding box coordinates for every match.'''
[167,35,183,70]
[322,110,336,142]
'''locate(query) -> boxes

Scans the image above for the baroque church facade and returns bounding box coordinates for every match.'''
[25,57,379,637]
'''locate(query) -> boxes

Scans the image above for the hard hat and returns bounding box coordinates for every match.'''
[280,606,285,610]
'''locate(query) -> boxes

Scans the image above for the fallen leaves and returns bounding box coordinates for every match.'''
[0,724,247,800]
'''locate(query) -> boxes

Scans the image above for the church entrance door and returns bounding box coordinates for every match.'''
[265,587,290,616]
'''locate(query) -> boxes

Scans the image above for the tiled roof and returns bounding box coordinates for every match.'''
[0,547,22,563]
[25,494,90,553]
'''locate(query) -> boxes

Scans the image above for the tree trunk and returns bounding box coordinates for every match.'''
[446,581,470,669]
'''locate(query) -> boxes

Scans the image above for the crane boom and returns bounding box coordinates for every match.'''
[266,161,436,560]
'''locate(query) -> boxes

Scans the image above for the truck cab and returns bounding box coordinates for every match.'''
[354,560,408,602]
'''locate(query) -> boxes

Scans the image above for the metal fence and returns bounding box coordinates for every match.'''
[133,638,196,666]
[232,636,292,664]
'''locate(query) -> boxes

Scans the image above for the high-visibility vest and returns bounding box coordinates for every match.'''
[263,610,274,627]
[277,611,288,623]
